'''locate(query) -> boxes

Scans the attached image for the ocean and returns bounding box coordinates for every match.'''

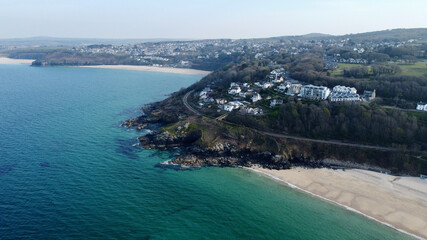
[0,64,415,239]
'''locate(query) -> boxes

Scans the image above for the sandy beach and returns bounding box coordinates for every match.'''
[81,65,211,76]
[0,58,211,76]
[0,57,34,64]
[250,166,427,239]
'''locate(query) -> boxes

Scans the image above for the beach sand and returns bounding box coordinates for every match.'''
[81,65,211,76]
[0,57,34,64]
[250,166,427,239]
[0,57,211,76]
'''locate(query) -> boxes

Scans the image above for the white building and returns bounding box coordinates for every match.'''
[262,82,274,89]
[330,92,360,102]
[330,85,360,102]
[416,102,427,111]
[252,93,262,102]
[272,77,284,83]
[277,83,290,92]
[241,107,263,115]
[299,85,330,100]
[215,98,227,104]
[286,84,302,96]
[238,92,249,98]
[332,85,357,94]
[223,101,244,112]
[228,86,241,95]
[254,82,263,87]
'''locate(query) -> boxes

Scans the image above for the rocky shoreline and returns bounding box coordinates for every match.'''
[123,103,393,173]
[125,115,329,170]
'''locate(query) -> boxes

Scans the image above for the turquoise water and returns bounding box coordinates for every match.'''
[0,65,415,240]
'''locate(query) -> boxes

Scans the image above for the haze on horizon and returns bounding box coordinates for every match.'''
[0,0,426,39]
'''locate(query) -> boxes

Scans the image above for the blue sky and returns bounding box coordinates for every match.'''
[0,0,426,39]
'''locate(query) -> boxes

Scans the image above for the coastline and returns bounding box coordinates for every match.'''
[0,57,34,65]
[248,166,427,240]
[80,65,211,76]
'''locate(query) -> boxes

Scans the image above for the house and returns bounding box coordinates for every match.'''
[241,106,264,115]
[248,107,263,115]
[223,104,235,112]
[228,86,241,95]
[238,92,249,98]
[252,93,262,102]
[203,98,214,103]
[215,98,227,104]
[272,76,284,83]
[270,70,285,83]
[299,85,330,100]
[223,101,244,112]
[199,87,212,100]
[270,99,283,107]
[286,84,302,96]
[199,91,208,97]
[254,82,263,87]
[277,83,290,92]
[416,102,427,111]
[362,90,376,101]
[262,82,274,89]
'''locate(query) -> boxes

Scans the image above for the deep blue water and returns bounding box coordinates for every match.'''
[0,65,415,239]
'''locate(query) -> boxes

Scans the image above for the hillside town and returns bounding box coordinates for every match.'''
[196,68,377,115]
[53,35,421,70]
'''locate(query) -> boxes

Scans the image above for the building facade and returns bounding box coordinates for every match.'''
[299,85,331,100]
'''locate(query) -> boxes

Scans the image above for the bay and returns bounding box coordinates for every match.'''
[0,65,415,239]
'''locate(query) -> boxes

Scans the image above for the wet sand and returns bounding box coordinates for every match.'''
[250,166,427,239]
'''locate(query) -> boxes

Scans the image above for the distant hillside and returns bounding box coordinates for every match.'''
[0,37,192,48]
[2,28,427,48]
[338,28,427,41]
[251,28,427,42]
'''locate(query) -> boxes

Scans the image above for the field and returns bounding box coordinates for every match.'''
[330,63,364,77]
[397,60,427,77]
[331,61,427,78]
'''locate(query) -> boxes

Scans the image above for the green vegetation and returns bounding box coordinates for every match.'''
[5,47,67,60]
[331,63,363,77]
[184,52,427,153]
[397,61,427,76]
[332,62,427,78]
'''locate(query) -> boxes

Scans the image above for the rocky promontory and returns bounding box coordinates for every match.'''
[135,119,326,170]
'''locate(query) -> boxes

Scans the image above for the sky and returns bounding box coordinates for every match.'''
[0,0,426,39]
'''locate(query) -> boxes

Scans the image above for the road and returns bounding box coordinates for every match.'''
[183,90,202,116]
[183,90,402,152]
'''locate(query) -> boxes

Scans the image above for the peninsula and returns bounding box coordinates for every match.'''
[119,29,427,239]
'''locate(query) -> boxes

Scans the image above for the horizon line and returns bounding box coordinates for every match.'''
[1,27,427,42]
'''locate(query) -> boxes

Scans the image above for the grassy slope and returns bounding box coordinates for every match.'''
[397,61,427,77]
[330,63,364,77]
[331,61,427,78]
